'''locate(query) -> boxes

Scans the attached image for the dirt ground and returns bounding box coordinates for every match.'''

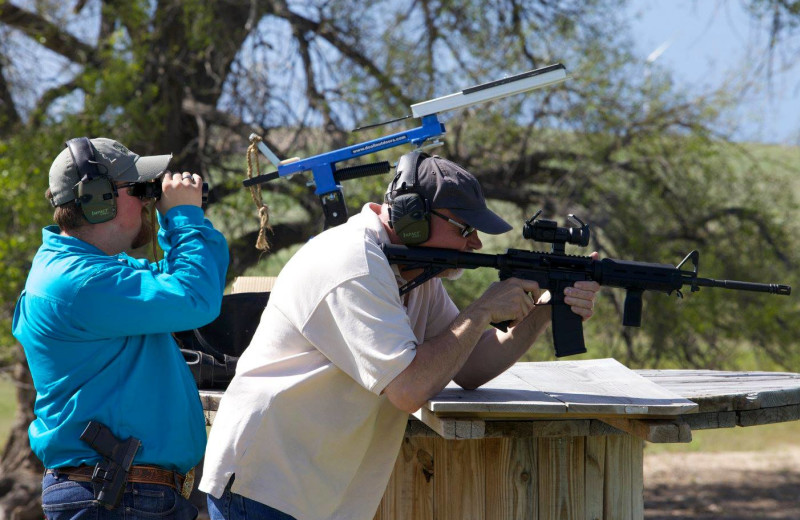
[643,447,800,519]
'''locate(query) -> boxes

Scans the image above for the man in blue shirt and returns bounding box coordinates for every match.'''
[13,137,229,519]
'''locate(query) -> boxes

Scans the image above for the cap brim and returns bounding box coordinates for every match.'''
[450,208,513,235]
[116,154,172,182]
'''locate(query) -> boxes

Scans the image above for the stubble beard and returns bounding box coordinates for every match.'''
[131,206,154,250]
[444,268,464,281]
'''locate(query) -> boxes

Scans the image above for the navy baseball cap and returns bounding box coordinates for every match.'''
[394,155,513,234]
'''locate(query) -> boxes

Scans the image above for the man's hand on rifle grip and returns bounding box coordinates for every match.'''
[474,278,542,329]
[563,252,600,322]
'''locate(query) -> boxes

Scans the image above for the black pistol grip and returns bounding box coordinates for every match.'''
[552,302,587,357]
[79,421,141,510]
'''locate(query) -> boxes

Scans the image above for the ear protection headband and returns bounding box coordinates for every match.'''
[66,137,118,224]
[386,151,430,245]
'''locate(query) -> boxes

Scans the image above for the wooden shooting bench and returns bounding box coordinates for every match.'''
[200,280,800,519]
[200,359,800,520]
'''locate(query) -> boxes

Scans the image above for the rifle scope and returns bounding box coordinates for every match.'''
[523,211,590,252]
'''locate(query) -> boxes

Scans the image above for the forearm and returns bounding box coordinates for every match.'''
[453,304,552,390]
[383,302,491,413]
[384,277,552,412]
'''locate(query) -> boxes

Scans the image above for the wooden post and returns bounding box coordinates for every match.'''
[375,436,435,519]
[374,432,644,520]
[538,437,585,519]
[485,438,536,519]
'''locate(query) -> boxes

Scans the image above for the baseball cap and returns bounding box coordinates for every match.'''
[389,154,512,234]
[49,137,172,206]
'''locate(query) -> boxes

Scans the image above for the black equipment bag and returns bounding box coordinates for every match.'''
[175,292,270,390]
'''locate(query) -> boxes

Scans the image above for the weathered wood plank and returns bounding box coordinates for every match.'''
[538,437,585,520]
[485,420,592,439]
[584,436,605,520]
[427,370,566,415]
[600,418,692,444]
[485,438,536,520]
[200,391,223,411]
[603,435,633,520]
[589,420,626,437]
[433,438,485,520]
[682,411,737,430]
[412,408,485,440]
[374,436,434,520]
[406,417,439,437]
[738,403,800,427]
[426,360,696,419]
[630,437,644,518]
[230,276,277,293]
[514,359,697,416]
[636,369,800,413]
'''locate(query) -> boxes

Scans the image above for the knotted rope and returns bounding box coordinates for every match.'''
[246,134,271,252]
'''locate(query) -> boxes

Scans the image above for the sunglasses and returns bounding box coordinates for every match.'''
[430,210,476,238]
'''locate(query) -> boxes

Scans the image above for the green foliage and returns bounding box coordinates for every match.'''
[444,137,799,369]
[0,128,65,363]
[0,376,15,451]
[1,0,798,375]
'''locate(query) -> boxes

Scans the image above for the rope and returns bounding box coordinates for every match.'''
[246,135,271,252]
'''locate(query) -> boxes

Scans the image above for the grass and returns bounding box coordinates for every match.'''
[0,375,16,451]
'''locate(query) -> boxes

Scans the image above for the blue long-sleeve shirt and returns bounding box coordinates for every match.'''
[12,205,229,473]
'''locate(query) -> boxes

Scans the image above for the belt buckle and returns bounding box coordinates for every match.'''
[180,468,195,499]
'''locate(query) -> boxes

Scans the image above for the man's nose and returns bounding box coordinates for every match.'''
[466,232,482,250]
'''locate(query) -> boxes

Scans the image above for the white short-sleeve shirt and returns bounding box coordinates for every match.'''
[200,204,459,520]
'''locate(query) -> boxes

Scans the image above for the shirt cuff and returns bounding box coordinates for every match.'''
[158,205,205,229]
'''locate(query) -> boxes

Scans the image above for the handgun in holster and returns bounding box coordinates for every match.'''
[80,421,141,510]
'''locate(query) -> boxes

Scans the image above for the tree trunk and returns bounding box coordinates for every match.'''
[0,347,44,520]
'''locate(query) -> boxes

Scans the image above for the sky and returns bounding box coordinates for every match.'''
[626,0,800,146]
[2,1,798,146]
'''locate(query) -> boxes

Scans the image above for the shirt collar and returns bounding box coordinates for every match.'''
[358,204,408,284]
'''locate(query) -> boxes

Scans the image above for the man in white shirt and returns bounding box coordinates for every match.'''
[200,153,600,520]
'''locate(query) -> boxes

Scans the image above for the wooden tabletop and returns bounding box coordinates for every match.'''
[424,359,697,417]
[200,359,800,444]
[636,368,800,433]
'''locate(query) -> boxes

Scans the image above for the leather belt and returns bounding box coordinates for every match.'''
[47,465,185,493]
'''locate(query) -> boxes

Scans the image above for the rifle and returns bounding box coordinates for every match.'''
[381,212,791,358]
[244,64,569,228]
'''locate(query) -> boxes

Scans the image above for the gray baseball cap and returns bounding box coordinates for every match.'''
[390,155,513,234]
[49,137,172,206]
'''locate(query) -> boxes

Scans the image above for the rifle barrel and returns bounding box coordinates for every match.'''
[693,277,791,295]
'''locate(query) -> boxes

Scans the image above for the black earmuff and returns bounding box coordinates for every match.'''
[67,137,118,224]
[386,152,430,245]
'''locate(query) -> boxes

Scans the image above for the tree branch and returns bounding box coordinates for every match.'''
[0,3,97,65]
[0,59,20,135]
[27,80,80,127]
[289,17,340,133]
[271,1,412,107]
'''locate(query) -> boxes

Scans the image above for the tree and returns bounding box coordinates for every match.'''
[745,0,800,76]
[0,0,797,514]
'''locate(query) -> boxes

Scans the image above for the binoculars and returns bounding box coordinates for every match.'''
[129,181,209,208]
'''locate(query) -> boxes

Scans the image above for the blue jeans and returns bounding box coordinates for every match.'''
[42,471,198,520]
[207,476,295,520]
